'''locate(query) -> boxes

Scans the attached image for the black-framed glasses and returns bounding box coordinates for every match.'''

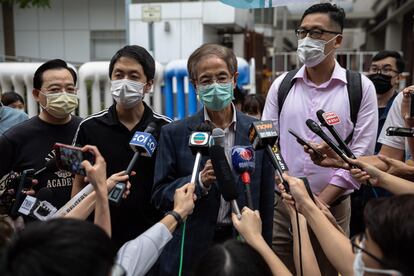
[368,65,399,76]
[351,233,386,267]
[295,27,341,39]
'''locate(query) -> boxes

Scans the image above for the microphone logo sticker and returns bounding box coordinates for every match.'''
[322,112,341,126]
[190,132,209,146]
[130,132,157,156]
[240,148,253,161]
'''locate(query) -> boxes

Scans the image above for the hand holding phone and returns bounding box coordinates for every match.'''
[288,128,324,159]
[54,143,95,176]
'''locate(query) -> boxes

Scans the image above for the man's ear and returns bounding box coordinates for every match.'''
[334,35,343,49]
[233,72,239,88]
[32,89,40,102]
[190,79,198,93]
[144,80,154,94]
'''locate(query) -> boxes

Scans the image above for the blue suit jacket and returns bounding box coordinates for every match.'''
[152,109,274,276]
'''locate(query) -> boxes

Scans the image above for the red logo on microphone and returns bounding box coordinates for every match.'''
[322,112,341,126]
[240,149,253,161]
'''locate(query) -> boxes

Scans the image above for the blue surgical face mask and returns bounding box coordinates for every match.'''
[197,81,234,111]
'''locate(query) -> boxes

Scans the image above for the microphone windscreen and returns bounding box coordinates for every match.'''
[212,128,225,147]
[44,158,58,174]
[231,146,255,174]
[144,122,157,135]
[209,145,238,201]
[36,187,54,202]
[316,109,325,123]
[306,119,323,135]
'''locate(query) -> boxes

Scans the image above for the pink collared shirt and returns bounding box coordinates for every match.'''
[262,61,378,194]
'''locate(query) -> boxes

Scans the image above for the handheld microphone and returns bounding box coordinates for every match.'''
[52,184,95,218]
[212,128,225,147]
[231,146,255,209]
[209,145,241,219]
[18,187,57,220]
[108,122,158,205]
[10,169,35,218]
[316,110,355,159]
[306,119,350,164]
[248,121,290,192]
[188,130,211,184]
[34,157,58,176]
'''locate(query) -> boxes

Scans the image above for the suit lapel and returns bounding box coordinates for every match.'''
[187,109,205,131]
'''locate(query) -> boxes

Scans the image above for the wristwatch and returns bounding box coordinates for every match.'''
[165,210,183,224]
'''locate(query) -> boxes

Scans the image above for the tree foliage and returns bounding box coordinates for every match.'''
[0,0,50,8]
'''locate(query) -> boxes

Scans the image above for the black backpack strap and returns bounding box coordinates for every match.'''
[345,69,363,144]
[277,69,300,118]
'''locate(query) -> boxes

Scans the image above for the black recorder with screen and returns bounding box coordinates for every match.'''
[386,127,414,137]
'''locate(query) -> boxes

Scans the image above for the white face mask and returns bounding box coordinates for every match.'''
[111,79,146,109]
[353,240,403,276]
[297,35,338,67]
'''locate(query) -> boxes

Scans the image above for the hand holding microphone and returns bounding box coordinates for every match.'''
[232,146,255,209]
[188,126,212,185]
[277,174,315,214]
[199,160,215,188]
[304,141,350,169]
[108,122,158,205]
[248,121,290,193]
[306,119,352,168]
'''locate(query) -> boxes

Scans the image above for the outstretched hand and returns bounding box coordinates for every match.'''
[304,142,350,169]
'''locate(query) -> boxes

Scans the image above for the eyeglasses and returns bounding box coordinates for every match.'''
[369,65,399,76]
[295,27,342,40]
[351,233,385,267]
[40,87,78,94]
[197,76,232,86]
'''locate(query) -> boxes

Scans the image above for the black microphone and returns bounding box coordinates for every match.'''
[108,122,158,205]
[18,187,57,220]
[231,146,255,209]
[209,145,242,219]
[306,119,350,165]
[316,110,356,159]
[248,121,290,192]
[33,157,58,176]
[10,169,35,218]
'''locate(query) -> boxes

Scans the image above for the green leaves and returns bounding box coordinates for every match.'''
[0,0,51,9]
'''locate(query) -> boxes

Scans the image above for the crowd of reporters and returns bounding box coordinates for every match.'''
[0,2,413,276]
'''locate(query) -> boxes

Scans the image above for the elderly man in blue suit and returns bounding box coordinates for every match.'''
[152,43,275,276]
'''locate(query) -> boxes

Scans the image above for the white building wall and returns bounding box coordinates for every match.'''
[12,0,125,63]
[129,2,204,64]
[129,1,253,64]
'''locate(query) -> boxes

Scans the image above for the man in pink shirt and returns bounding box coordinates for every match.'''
[262,3,378,275]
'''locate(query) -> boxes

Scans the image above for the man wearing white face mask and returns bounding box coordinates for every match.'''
[71,45,172,249]
[0,59,82,209]
[262,3,378,275]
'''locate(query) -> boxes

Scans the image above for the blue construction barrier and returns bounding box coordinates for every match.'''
[163,57,250,120]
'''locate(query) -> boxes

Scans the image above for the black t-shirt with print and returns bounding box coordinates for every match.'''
[0,115,82,208]
[73,103,171,249]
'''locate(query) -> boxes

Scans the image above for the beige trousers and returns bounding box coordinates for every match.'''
[272,194,351,276]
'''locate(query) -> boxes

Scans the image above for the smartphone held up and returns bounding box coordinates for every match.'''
[54,143,95,176]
